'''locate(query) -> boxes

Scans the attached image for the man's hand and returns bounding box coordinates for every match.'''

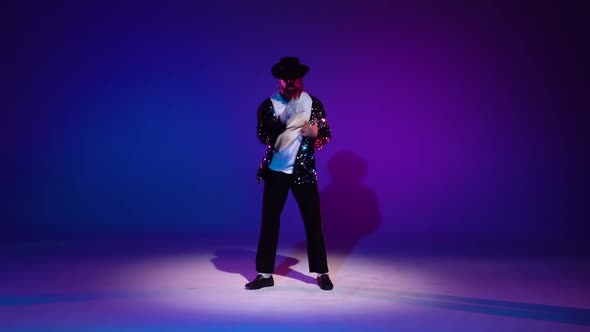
[301,121,318,138]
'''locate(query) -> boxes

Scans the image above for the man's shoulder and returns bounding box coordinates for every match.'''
[258,98,273,110]
[309,95,324,108]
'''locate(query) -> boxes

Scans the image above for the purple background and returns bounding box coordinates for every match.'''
[2,1,588,254]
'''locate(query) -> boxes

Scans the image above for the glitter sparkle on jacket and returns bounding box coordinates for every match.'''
[257,95,332,184]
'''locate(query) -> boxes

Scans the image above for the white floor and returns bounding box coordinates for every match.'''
[1,244,590,331]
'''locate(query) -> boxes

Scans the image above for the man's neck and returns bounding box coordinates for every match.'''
[279,91,302,101]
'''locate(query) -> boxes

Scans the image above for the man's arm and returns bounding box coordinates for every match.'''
[312,98,331,150]
[257,99,286,146]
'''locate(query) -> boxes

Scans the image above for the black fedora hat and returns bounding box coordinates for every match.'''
[271,57,310,80]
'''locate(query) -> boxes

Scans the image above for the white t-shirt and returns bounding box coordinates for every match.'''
[268,91,312,174]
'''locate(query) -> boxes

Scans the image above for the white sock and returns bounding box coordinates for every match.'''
[317,273,329,278]
[260,273,272,278]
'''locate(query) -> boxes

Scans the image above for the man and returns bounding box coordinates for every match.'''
[245,57,333,291]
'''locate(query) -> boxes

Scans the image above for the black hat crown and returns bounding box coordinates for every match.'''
[272,57,310,80]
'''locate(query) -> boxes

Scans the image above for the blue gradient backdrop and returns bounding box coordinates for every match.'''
[2,1,588,254]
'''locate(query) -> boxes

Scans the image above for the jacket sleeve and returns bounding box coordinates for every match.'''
[257,99,286,146]
[312,98,332,150]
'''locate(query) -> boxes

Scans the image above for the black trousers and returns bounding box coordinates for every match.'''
[256,169,329,274]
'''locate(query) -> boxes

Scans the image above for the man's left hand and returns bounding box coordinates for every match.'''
[301,121,318,138]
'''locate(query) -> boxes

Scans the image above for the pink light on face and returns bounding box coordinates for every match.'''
[279,78,303,98]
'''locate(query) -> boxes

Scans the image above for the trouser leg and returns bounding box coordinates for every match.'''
[291,181,329,274]
[256,170,290,273]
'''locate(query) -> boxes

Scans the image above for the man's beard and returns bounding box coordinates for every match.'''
[284,86,300,97]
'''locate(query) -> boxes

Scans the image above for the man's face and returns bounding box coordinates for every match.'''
[279,78,303,97]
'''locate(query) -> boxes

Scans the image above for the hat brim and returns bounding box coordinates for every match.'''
[271,64,309,80]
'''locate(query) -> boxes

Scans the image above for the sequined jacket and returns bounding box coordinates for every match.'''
[256,95,331,184]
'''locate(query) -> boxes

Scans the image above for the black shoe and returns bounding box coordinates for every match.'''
[317,274,334,290]
[245,275,274,290]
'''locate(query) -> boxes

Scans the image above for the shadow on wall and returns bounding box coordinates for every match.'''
[282,151,382,275]
[322,151,382,272]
